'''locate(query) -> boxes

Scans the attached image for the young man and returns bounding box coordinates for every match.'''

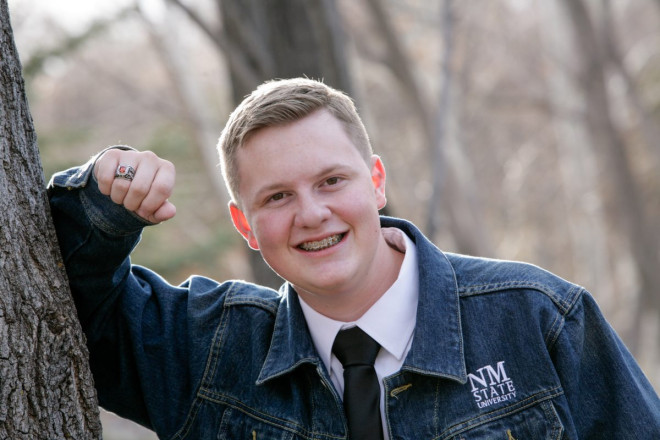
[49,78,659,439]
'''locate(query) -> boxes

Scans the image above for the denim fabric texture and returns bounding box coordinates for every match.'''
[48,159,660,440]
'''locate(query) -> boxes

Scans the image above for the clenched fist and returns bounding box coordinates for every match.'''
[94,148,176,224]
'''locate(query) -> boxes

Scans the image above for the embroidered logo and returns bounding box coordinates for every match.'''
[467,361,517,409]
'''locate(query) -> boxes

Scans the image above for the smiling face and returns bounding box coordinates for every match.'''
[229,109,401,319]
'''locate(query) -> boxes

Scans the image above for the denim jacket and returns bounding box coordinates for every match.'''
[49,157,660,440]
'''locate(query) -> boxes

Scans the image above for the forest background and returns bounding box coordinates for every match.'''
[8,0,660,438]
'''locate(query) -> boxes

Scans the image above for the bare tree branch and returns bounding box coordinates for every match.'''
[560,0,660,352]
[138,1,228,205]
[168,0,261,86]
[22,5,137,79]
[426,0,453,239]
[364,0,432,136]
[600,0,660,167]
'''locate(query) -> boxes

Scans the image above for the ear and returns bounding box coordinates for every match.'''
[370,155,387,210]
[229,202,260,250]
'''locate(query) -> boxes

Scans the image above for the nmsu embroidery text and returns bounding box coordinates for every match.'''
[467,361,517,408]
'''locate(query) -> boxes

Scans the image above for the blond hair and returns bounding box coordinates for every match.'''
[218,78,372,203]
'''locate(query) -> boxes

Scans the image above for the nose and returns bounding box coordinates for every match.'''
[293,193,331,228]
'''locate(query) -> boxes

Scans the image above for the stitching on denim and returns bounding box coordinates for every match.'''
[539,400,564,440]
[217,407,232,438]
[224,296,279,314]
[563,284,583,310]
[224,283,281,313]
[434,386,564,440]
[451,265,468,380]
[544,311,564,352]
[169,287,235,439]
[433,381,440,438]
[197,389,344,440]
[400,366,466,384]
[256,357,321,385]
[459,281,577,315]
[200,284,235,389]
[383,375,401,440]
[168,396,203,440]
[303,371,317,434]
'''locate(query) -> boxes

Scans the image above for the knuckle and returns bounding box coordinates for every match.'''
[130,183,149,199]
[102,149,121,161]
[152,179,173,198]
[110,192,125,205]
[141,150,158,162]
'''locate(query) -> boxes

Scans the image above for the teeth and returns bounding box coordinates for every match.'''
[299,234,343,251]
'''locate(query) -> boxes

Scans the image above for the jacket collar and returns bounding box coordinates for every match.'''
[257,283,322,384]
[257,216,467,385]
[385,217,467,383]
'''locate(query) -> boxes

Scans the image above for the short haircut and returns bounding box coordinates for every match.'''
[218,77,372,203]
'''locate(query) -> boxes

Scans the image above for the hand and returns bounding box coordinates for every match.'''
[94,149,176,223]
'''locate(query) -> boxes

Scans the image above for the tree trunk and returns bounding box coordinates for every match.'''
[361,0,493,256]
[559,0,660,352]
[537,0,613,307]
[0,2,102,438]
[218,0,353,98]
[600,0,660,168]
[139,2,228,207]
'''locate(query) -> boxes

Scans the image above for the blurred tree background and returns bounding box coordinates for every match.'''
[8,0,660,438]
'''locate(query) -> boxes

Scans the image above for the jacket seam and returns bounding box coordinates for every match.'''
[168,396,203,440]
[201,289,233,390]
[545,286,585,353]
[169,284,236,439]
[458,281,582,315]
[197,388,344,440]
[436,386,564,440]
[223,296,279,314]
[544,310,565,352]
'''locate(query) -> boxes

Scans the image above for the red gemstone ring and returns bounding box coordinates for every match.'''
[114,164,136,181]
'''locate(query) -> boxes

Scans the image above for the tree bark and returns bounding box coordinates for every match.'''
[218,0,353,98]
[0,1,102,438]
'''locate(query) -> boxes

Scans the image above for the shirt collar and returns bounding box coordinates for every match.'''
[258,216,466,386]
[299,228,419,376]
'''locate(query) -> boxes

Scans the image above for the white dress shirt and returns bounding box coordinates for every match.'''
[299,228,419,438]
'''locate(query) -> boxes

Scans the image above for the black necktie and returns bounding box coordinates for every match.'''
[332,326,384,440]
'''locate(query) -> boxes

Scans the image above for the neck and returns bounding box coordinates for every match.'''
[295,242,405,322]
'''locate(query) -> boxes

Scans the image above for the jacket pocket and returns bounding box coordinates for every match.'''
[449,400,564,440]
[217,407,297,440]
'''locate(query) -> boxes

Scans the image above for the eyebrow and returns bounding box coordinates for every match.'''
[252,163,354,201]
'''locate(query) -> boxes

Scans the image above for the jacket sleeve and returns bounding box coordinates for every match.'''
[551,289,660,437]
[47,151,201,436]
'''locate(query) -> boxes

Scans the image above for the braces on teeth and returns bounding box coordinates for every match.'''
[300,234,342,251]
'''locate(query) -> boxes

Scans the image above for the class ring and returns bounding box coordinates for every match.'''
[114,164,136,181]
